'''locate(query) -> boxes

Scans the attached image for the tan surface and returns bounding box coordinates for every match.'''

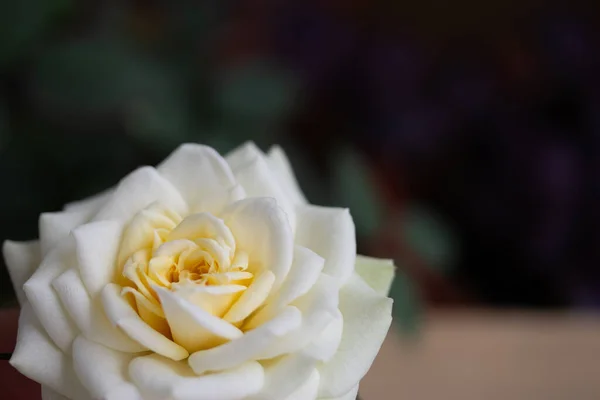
[361,311,600,400]
[3,308,600,399]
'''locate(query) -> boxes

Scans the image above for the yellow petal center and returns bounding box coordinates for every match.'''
[117,203,257,340]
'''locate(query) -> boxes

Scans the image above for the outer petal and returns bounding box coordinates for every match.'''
[285,369,320,400]
[247,353,318,400]
[23,237,78,352]
[226,142,296,231]
[73,220,124,296]
[253,274,339,359]
[101,283,188,361]
[304,309,344,362]
[41,386,70,400]
[189,306,301,375]
[95,167,188,223]
[129,355,264,400]
[191,184,246,215]
[295,205,356,284]
[2,240,41,305]
[64,188,113,217]
[155,286,243,353]
[73,336,143,400]
[321,385,359,400]
[355,255,395,296]
[264,245,324,311]
[225,141,264,170]
[10,304,91,400]
[267,145,308,205]
[39,209,90,256]
[157,144,238,212]
[53,269,145,352]
[317,273,393,398]
[221,197,294,287]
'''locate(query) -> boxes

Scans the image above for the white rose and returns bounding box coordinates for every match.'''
[4,142,394,400]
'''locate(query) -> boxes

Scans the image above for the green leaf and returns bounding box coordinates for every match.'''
[389,266,422,336]
[402,205,457,274]
[31,39,185,117]
[332,148,383,238]
[30,38,193,149]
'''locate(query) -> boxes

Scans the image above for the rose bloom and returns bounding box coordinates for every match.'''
[4,143,394,400]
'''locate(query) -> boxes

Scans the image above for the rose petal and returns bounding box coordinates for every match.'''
[295,205,356,284]
[177,284,246,318]
[284,369,319,400]
[226,142,296,231]
[23,238,78,352]
[64,188,113,217]
[198,237,232,264]
[95,167,188,223]
[225,141,264,170]
[223,270,275,323]
[101,283,188,361]
[253,274,339,359]
[157,143,237,211]
[123,287,170,336]
[355,255,395,296]
[154,286,243,353]
[73,336,143,400]
[73,220,124,296]
[322,385,359,400]
[267,145,308,205]
[39,209,90,256]
[117,202,182,271]
[190,184,247,215]
[130,355,264,400]
[317,273,393,398]
[41,386,70,400]
[247,353,318,400]
[119,318,189,360]
[264,245,324,311]
[53,269,145,352]
[10,304,91,400]
[221,197,293,287]
[2,240,41,305]
[303,308,344,362]
[167,213,235,253]
[189,306,301,375]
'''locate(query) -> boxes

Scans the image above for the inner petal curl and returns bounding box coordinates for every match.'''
[117,204,258,346]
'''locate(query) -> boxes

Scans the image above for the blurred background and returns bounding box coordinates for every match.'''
[1,0,600,398]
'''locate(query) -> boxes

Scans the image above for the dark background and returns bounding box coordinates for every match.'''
[2,1,600,330]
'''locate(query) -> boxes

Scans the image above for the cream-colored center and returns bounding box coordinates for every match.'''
[115,203,268,346]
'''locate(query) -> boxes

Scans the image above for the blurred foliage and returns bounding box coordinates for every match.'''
[333,148,384,239]
[3,0,593,317]
[402,205,457,274]
[0,98,8,147]
[389,268,422,336]
[0,0,425,335]
[0,0,72,67]
[216,60,298,126]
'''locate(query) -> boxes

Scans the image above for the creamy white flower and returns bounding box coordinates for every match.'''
[4,142,394,400]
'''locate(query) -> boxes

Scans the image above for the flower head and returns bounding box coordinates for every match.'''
[4,142,394,400]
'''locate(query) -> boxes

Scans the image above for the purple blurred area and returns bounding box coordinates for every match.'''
[273,1,600,308]
[1,0,600,312]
